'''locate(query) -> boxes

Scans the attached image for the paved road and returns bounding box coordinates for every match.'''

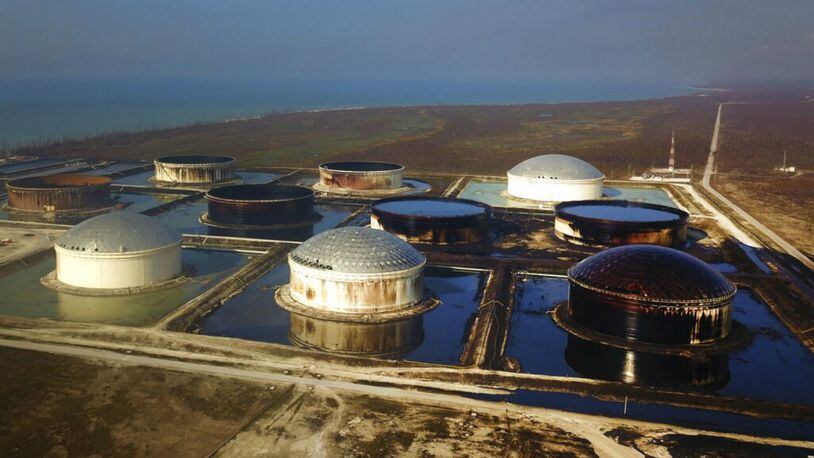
[701,103,814,274]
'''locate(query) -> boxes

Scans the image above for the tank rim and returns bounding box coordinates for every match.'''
[319,160,405,174]
[155,154,235,165]
[371,196,491,221]
[6,174,111,191]
[555,199,689,227]
[205,184,314,204]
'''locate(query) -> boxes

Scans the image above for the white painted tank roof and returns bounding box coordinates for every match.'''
[508,154,603,180]
[57,213,181,253]
[290,227,425,274]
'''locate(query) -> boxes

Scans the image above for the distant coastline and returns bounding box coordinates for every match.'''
[0,79,698,148]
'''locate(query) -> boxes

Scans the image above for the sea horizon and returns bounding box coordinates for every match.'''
[0,78,697,148]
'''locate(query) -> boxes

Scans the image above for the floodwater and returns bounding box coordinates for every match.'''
[112,170,281,187]
[196,265,486,365]
[560,204,681,222]
[112,192,182,213]
[82,162,149,176]
[152,198,359,239]
[9,163,97,180]
[506,275,814,405]
[0,249,249,326]
[457,180,677,209]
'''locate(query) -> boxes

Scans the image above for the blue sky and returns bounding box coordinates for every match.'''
[2,0,813,82]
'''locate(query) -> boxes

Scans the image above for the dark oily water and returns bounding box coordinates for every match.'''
[562,204,680,222]
[506,276,814,406]
[375,199,485,217]
[196,265,486,365]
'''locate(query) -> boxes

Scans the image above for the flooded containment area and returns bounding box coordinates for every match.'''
[457,179,678,210]
[371,196,491,245]
[152,196,358,241]
[0,248,249,326]
[152,154,236,185]
[506,274,814,405]
[195,263,485,365]
[554,200,689,247]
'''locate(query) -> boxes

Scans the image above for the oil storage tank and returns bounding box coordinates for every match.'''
[507,154,604,203]
[5,174,112,220]
[370,196,491,245]
[565,245,735,345]
[276,227,438,355]
[153,155,236,185]
[554,200,689,247]
[314,161,407,194]
[201,184,321,240]
[45,213,183,294]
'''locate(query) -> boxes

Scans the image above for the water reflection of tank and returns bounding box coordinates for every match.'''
[370,196,491,245]
[554,200,689,248]
[201,184,320,241]
[314,161,409,195]
[564,334,730,390]
[276,227,439,355]
[153,155,236,185]
[288,314,424,357]
[44,213,184,294]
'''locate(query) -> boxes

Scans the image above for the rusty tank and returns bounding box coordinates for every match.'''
[370,196,491,245]
[5,174,112,212]
[566,245,736,345]
[316,161,405,192]
[201,184,320,241]
[554,200,689,248]
[153,154,235,184]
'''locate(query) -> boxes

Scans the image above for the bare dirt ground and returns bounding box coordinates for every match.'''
[2,346,812,457]
[716,174,814,262]
[0,226,63,264]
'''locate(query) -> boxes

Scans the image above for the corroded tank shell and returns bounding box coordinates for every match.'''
[554,200,689,248]
[204,184,318,226]
[317,161,404,191]
[567,245,735,345]
[370,196,491,245]
[153,155,235,184]
[5,174,112,212]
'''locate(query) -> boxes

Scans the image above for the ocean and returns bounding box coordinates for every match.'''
[0,79,695,147]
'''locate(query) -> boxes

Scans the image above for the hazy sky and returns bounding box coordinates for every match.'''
[2,0,813,83]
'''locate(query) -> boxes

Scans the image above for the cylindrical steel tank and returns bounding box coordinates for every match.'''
[153,155,235,184]
[288,313,424,357]
[567,245,735,345]
[370,196,491,245]
[317,161,405,192]
[51,213,183,292]
[204,184,317,227]
[554,200,689,247]
[507,154,604,203]
[5,174,112,212]
[564,334,730,390]
[276,227,438,321]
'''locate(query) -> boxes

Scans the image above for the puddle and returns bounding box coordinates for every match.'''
[0,249,249,326]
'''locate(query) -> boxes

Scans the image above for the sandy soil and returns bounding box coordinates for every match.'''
[0,226,62,264]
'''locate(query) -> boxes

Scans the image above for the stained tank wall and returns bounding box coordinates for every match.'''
[318,162,404,191]
[154,156,235,184]
[506,174,603,202]
[6,175,112,211]
[55,242,182,290]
